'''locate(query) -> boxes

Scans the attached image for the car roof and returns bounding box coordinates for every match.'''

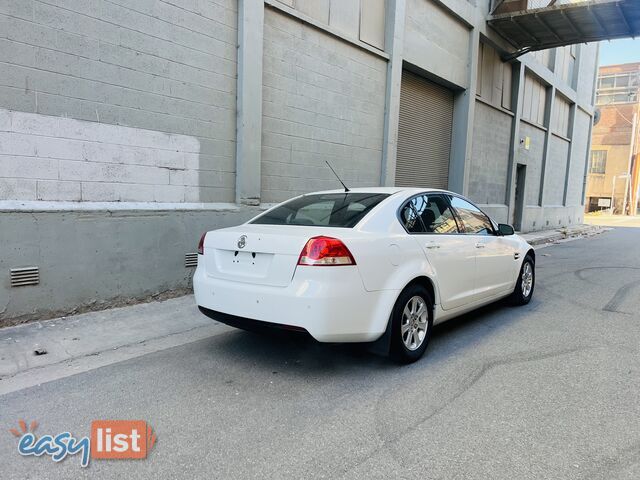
[306,187,454,196]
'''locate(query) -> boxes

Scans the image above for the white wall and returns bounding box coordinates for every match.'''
[0,108,204,202]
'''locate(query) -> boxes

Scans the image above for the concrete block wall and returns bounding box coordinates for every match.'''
[0,0,238,203]
[469,102,512,205]
[261,7,387,203]
[0,0,597,214]
[522,205,584,232]
[0,108,204,202]
[545,136,570,206]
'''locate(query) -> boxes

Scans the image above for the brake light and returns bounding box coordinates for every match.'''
[197,232,206,255]
[297,236,356,266]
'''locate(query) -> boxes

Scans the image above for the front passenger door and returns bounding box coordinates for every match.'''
[400,194,477,310]
[447,196,516,300]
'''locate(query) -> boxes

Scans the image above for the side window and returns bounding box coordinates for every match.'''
[400,195,460,234]
[448,196,494,236]
[421,194,459,234]
[400,198,425,233]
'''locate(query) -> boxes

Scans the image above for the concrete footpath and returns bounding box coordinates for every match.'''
[520,223,605,246]
[0,224,605,395]
[0,296,233,395]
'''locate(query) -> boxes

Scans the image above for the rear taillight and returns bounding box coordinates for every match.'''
[197,232,206,255]
[297,236,356,266]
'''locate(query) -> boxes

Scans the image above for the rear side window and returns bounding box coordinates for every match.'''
[399,194,460,234]
[400,197,425,233]
[251,193,389,228]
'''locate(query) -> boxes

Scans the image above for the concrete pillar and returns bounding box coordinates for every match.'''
[562,103,577,206]
[236,0,264,206]
[581,46,600,207]
[538,85,556,206]
[581,109,595,207]
[505,62,525,223]
[449,28,480,195]
[380,0,406,187]
[560,45,581,207]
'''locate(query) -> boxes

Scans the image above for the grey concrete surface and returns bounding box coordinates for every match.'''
[0,295,233,395]
[0,206,260,325]
[1,226,640,479]
[521,223,605,246]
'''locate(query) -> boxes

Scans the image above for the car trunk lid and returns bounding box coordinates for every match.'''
[202,225,327,287]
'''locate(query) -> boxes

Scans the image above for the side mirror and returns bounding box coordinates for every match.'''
[498,223,515,236]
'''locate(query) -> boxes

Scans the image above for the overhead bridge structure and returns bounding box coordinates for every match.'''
[489,0,640,56]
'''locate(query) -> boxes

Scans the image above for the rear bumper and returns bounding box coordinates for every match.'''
[198,306,310,336]
[193,265,398,343]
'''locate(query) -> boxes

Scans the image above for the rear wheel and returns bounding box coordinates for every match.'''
[510,255,535,305]
[389,284,433,364]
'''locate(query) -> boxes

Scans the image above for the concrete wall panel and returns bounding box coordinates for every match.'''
[359,0,386,50]
[0,206,259,325]
[261,8,386,203]
[521,205,584,232]
[328,0,360,39]
[576,44,598,107]
[546,136,570,206]
[295,0,330,23]
[404,0,469,88]
[469,101,512,205]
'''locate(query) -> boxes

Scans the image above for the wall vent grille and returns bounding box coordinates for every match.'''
[185,253,198,268]
[10,266,40,287]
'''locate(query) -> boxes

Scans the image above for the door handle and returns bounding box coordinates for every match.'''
[425,242,441,250]
[475,242,486,249]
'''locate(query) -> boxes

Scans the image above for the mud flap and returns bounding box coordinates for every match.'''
[366,314,393,356]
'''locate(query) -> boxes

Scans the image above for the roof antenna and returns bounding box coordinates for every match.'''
[325,161,350,192]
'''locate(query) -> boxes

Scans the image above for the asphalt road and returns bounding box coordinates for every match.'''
[2,225,640,479]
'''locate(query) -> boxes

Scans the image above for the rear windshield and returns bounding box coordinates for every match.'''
[251,193,390,228]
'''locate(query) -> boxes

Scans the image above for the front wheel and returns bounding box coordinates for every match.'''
[510,255,535,305]
[389,284,433,364]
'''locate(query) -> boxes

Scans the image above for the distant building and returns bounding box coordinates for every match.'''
[586,63,640,214]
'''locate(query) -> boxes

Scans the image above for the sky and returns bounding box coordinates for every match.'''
[598,38,640,66]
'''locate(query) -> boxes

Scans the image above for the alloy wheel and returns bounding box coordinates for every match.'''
[401,295,428,351]
[521,262,533,298]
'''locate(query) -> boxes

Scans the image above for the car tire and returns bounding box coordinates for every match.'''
[389,284,433,364]
[510,255,535,306]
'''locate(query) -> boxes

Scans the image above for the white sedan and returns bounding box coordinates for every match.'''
[194,188,535,363]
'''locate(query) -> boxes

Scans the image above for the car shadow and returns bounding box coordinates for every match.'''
[203,296,538,378]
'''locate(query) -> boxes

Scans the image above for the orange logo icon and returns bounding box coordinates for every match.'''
[90,420,156,460]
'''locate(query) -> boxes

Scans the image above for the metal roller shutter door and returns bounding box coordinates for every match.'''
[395,71,454,189]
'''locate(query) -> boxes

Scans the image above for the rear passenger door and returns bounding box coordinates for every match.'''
[399,194,477,310]
[447,195,516,300]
